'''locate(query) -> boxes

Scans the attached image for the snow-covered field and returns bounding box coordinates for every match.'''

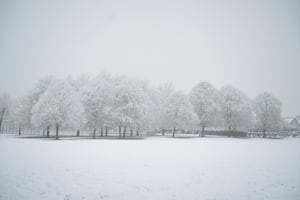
[0,135,299,200]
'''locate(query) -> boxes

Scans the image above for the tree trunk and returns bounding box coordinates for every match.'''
[105,126,108,136]
[228,125,232,131]
[100,127,103,137]
[200,126,205,137]
[55,124,59,140]
[136,129,139,136]
[0,108,5,133]
[172,127,176,138]
[76,130,80,137]
[93,128,96,139]
[227,126,232,137]
[201,126,205,134]
[18,126,21,135]
[232,128,236,137]
[119,125,122,137]
[162,128,165,136]
[46,126,50,137]
[130,129,133,136]
[0,120,4,133]
[0,119,2,133]
[123,126,127,137]
[263,129,266,138]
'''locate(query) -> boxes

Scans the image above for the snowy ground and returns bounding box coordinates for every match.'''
[0,135,299,200]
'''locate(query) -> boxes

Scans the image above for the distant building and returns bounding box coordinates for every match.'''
[290,118,300,129]
[284,117,300,130]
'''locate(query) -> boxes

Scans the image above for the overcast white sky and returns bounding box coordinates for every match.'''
[0,0,299,116]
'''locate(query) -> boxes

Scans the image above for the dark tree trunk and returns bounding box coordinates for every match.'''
[46,126,50,137]
[200,126,205,137]
[136,129,139,136]
[263,129,266,138]
[76,130,80,137]
[123,126,127,137]
[232,128,236,137]
[130,129,133,136]
[18,126,21,135]
[162,128,165,136]
[105,126,108,136]
[93,128,96,139]
[0,108,5,133]
[172,127,176,138]
[228,125,232,132]
[100,127,103,137]
[0,119,2,133]
[55,125,59,140]
[0,120,4,133]
[227,126,232,137]
[119,125,122,137]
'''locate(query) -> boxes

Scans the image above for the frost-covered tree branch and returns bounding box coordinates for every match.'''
[2,73,285,137]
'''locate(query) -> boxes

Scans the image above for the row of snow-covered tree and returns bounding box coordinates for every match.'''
[0,73,282,138]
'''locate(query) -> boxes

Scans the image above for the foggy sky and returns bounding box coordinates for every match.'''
[0,0,299,117]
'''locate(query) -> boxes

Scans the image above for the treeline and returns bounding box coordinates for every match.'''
[0,73,283,139]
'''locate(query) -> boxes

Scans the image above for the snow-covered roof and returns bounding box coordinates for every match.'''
[283,117,294,124]
[291,118,300,124]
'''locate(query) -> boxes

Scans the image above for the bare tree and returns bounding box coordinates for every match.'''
[220,85,253,132]
[190,82,220,136]
[254,92,282,138]
[31,80,84,139]
[0,94,12,133]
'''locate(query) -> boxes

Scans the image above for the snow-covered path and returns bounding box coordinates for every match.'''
[0,135,299,200]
